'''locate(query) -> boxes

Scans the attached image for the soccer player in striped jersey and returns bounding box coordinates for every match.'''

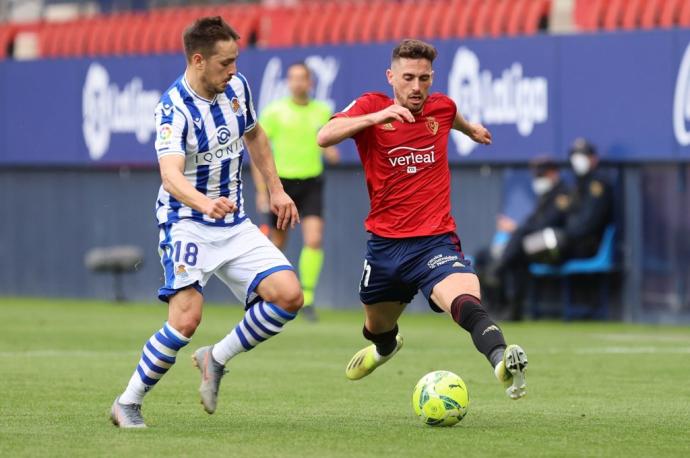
[111,16,304,428]
[318,39,528,400]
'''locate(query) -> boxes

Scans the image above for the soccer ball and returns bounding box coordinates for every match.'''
[412,370,469,426]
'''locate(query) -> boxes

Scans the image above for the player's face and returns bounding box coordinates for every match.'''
[200,39,239,95]
[287,65,312,100]
[387,58,434,114]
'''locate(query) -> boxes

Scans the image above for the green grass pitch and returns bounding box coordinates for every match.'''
[1,297,689,457]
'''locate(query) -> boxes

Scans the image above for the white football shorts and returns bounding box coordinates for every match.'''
[157,219,293,307]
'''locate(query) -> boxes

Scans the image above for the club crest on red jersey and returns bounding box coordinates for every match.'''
[426,117,439,135]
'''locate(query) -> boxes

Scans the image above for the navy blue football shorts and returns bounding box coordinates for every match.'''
[358,232,476,312]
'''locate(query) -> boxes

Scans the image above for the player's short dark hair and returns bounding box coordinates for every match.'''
[287,62,312,78]
[392,39,438,64]
[183,16,240,61]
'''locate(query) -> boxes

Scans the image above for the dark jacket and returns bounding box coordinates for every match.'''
[562,168,614,258]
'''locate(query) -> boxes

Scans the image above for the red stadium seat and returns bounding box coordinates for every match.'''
[578,0,609,31]
[295,2,323,47]
[506,0,530,36]
[473,0,497,38]
[438,0,463,40]
[373,4,396,43]
[640,0,663,29]
[325,2,353,45]
[360,1,387,43]
[621,0,645,30]
[0,23,16,59]
[523,0,550,35]
[602,0,624,31]
[344,3,369,44]
[490,0,515,37]
[659,0,682,28]
[267,6,299,48]
[421,0,449,40]
[37,22,61,58]
[312,2,340,46]
[456,0,481,38]
[405,1,431,39]
[390,2,417,41]
[679,0,690,27]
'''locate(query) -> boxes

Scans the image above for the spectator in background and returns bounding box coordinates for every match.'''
[480,157,570,320]
[253,62,339,321]
[521,139,614,262]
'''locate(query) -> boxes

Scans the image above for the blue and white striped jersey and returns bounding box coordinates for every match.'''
[154,72,257,227]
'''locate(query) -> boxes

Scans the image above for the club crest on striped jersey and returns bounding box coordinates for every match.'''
[175,264,188,278]
[216,126,231,145]
[426,116,439,135]
[231,97,241,114]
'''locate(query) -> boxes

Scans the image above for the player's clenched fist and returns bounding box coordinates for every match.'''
[271,190,300,231]
[372,104,416,125]
[203,197,237,219]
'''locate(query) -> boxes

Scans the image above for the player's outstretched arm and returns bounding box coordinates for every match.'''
[159,155,236,219]
[317,104,415,147]
[453,111,492,145]
[244,124,300,231]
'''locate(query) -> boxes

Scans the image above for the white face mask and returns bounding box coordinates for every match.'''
[570,153,591,176]
[532,177,554,196]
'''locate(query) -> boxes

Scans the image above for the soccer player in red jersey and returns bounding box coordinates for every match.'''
[318,39,528,399]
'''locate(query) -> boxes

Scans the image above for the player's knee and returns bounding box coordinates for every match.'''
[271,286,304,314]
[171,312,202,337]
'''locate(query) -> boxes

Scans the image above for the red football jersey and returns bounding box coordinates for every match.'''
[335,92,458,238]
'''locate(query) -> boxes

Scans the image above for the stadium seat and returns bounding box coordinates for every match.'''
[456,0,481,37]
[621,0,645,30]
[640,0,663,29]
[325,3,353,45]
[344,3,369,44]
[523,0,550,35]
[373,4,396,43]
[421,0,449,39]
[295,3,322,47]
[489,0,514,37]
[530,225,617,320]
[311,2,340,46]
[405,1,431,40]
[472,0,497,38]
[602,0,624,31]
[578,0,609,31]
[679,0,690,27]
[258,6,297,48]
[659,0,682,28]
[390,2,417,41]
[506,0,530,36]
[360,1,387,43]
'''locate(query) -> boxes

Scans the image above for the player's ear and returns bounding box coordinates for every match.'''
[192,52,205,69]
[386,68,394,85]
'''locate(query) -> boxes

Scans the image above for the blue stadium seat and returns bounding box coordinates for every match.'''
[529,225,618,320]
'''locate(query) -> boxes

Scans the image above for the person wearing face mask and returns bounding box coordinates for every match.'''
[480,157,571,321]
[521,138,613,261]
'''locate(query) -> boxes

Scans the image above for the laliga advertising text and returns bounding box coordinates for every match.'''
[82,63,160,160]
[447,47,548,156]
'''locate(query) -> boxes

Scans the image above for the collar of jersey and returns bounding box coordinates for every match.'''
[182,75,218,104]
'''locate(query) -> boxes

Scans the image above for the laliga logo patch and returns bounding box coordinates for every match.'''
[216,126,231,145]
[231,97,241,114]
[158,124,172,141]
[426,117,439,135]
